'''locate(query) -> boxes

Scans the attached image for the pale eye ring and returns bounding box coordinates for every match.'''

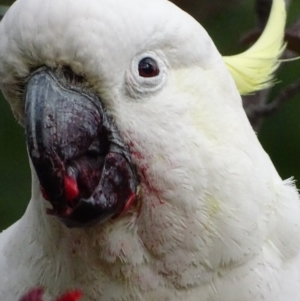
[125,52,167,98]
[138,57,160,78]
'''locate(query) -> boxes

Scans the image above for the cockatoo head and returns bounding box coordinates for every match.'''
[0,0,284,232]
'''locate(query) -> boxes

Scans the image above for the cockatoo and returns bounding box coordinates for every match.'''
[0,0,299,300]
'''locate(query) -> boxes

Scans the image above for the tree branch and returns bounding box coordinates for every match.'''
[247,79,300,119]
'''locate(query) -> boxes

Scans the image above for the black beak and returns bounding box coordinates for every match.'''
[25,67,138,227]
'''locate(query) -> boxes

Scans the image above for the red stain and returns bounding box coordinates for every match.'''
[64,176,79,202]
[140,166,164,204]
[55,290,82,301]
[123,193,137,213]
[20,288,44,301]
[128,140,144,161]
[129,143,165,206]
[19,288,82,301]
[131,151,144,160]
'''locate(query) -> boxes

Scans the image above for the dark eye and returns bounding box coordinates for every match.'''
[138,57,160,78]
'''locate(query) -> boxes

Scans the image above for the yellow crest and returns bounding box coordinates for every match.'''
[223,0,286,95]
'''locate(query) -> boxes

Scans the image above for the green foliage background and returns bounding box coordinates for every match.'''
[0,0,299,231]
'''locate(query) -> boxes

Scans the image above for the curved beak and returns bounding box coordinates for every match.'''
[25,67,138,227]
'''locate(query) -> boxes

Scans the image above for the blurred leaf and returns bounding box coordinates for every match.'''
[0,0,14,6]
[0,5,9,16]
[0,93,30,230]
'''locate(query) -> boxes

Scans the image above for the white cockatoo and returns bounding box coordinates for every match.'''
[1,0,300,300]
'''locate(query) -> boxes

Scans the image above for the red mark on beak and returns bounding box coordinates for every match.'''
[64,176,79,202]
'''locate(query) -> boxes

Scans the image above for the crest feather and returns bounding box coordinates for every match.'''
[223,0,286,95]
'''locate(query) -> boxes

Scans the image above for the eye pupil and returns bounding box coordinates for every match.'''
[138,57,160,78]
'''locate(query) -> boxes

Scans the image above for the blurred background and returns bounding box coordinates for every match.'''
[0,0,299,231]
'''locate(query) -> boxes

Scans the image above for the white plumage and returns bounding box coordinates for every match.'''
[1,0,300,300]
